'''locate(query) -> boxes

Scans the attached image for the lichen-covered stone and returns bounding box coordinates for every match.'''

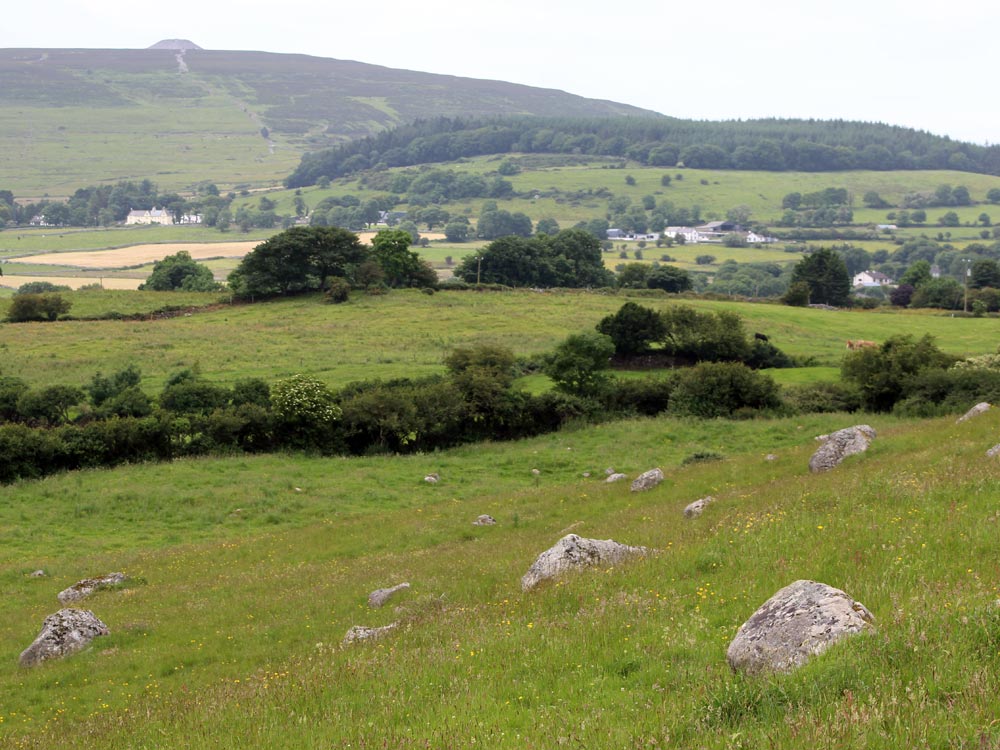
[726,580,874,675]
[683,496,714,519]
[368,583,410,608]
[957,402,991,424]
[520,534,649,591]
[57,572,127,604]
[342,623,398,645]
[605,473,627,483]
[19,609,110,667]
[630,468,664,492]
[808,425,876,473]
[472,514,496,526]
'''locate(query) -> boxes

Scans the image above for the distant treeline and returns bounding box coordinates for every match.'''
[285,116,1000,187]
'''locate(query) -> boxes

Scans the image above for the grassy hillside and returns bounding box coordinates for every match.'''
[3,407,1000,747]
[0,289,996,392]
[0,49,655,198]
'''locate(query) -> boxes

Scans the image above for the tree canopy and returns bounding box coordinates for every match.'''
[139,251,219,292]
[227,226,368,300]
[789,248,851,306]
[454,229,613,288]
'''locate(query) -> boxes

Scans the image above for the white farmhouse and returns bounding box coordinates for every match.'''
[125,208,174,225]
[663,226,704,244]
[852,270,894,287]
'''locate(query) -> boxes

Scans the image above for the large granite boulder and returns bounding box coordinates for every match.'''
[521,534,649,591]
[368,582,410,608]
[957,402,991,424]
[726,580,874,675]
[808,426,876,473]
[342,623,398,645]
[19,609,110,667]
[57,572,127,604]
[630,468,664,492]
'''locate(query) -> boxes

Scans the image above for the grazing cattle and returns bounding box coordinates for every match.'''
[754,332,769,342]
[846,339,877,351]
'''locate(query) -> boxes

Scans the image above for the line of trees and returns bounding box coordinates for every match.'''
[285,116,1000,188]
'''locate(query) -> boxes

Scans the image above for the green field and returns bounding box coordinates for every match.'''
[0,288,995,393]
[4,405,1000,747]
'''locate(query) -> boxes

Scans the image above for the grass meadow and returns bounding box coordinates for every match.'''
[0,289,997,392]
[3,406,1000,747]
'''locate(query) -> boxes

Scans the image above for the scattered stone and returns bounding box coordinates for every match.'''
[808,425,876,473]
[604,468,616,475]
[342,623,398,645]
[368,583,410,608]
[630,468,664,492]
[423,473,439,484]
[987,444,1000,458]
[472,514,496,526]
[582,471,591,478]
[683,496,715,519]
[29,570,46,578]
[957,402,991,424]
[605,473,627,483]
[521,534,649,591]
[57,572,127,604]
[293,487,303,493]
[531,468,541,476]
[765,454,778,462]
[19,609,110,667]
[726,580,874,675]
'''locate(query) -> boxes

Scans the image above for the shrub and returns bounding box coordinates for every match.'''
[670,362,781,418]
[842,334,956,412]
[16,281,71,295]
[784,381,862,414]
[324,277,352,304]
[605,376,675,416]
[596,302,667,356]
[7,293,71,322]
[271,374,342,451]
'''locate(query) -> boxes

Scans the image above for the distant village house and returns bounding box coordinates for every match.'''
[125,208,202,226]
[852,270,895,287]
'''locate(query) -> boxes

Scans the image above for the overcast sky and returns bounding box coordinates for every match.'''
[4,0,997,145]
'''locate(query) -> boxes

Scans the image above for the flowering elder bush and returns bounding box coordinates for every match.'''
[952,353,1000,371]
[271,375,342,451]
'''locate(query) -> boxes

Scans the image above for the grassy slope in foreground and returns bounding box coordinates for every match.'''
[0,289,997,391]
[2,411,1000,747]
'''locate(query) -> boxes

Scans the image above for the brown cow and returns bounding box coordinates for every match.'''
[846,340,877,350]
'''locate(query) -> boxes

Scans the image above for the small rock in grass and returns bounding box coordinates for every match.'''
[342,623,398,645]
[368,583,410,608]
[473,514,496,526]
[683,496,714,519]
[57,572,127,604]
[630,468,664,492]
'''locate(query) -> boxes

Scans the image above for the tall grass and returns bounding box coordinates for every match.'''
[2,410,1000,747]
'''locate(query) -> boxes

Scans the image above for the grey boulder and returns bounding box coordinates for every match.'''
[368,582,410,608]
[683,496,714,518]
[957,402,991,424]
[472,514,496,526]
[808,425,876,473]
[630,468,664,492]
[20,608,110,667]
[521,534,649,591]
[57,572,127,604]
[726,579,874,675]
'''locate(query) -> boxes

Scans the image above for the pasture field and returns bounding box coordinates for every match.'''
[3,407,1000,747]
[0,289,995,392]
[235,164,1000,229]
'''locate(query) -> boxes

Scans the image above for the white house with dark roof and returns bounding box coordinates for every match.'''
[852,270,895,287]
